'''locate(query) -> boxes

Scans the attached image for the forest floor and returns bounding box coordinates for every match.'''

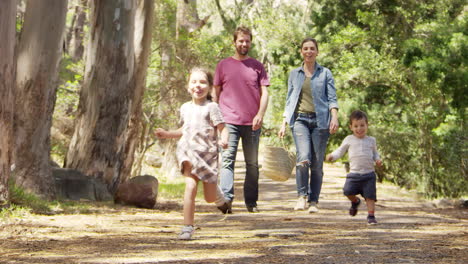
[0,162,467,264]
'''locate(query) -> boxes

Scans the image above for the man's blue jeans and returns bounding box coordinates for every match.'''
[291,113,330,203]
[219,124,261,207]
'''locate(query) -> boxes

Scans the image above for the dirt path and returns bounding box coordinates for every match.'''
[1,164,467,264]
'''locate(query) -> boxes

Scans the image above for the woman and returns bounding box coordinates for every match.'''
[278,38,339,213]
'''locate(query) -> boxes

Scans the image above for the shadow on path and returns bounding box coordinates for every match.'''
[0,164,467,264]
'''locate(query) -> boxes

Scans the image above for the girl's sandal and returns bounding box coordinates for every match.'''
[178,225,194,240]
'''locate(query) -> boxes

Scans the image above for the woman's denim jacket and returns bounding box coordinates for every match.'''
[283,62,338,129]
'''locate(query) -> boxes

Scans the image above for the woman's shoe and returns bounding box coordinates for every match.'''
[294,196,308,210]
[308,202,319,213]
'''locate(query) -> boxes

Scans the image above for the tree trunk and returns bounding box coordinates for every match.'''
[0,0,17,206]
[65,0,136,194]
[14,0,68,199]
[122,0,154,179]
[67,0,87,61]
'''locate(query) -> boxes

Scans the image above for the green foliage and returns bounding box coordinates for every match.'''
[52,55,84,163]
[49,0,466,199]
[322,0,467,198]
[198,0,467,198]
[430,115,467,197]
[191,33,231,66]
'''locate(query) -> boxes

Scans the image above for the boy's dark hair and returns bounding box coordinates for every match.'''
[349,110,368,124]
[233,26,252,42]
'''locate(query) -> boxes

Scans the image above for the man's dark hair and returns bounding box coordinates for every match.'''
[233,26,252,42]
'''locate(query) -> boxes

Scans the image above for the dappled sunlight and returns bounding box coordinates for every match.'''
[1,163,466,263]
[81,249,262,263]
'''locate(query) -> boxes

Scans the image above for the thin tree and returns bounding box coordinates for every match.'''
[214,0,253,33]
[65,0,136,194]
[0,0,17,205]
[176,0,209,38]
[66,0,88,61]
[14,0,68,199]
[122,0,154,178]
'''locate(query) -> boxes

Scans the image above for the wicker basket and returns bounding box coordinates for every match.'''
[261,145,296,182]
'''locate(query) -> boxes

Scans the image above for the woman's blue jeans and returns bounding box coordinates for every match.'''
[219,124,261,207]
[291,113,330,203]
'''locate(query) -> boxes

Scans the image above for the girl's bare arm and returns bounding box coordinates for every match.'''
[154,127,183,139]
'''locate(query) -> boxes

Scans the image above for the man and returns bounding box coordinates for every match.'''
[213,26,270,213]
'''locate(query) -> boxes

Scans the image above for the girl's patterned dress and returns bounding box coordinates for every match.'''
[176,101,225,183]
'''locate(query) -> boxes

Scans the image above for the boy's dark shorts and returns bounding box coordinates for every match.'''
[343,172,377,201]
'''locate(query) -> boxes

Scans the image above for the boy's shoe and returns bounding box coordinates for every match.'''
[246,206,259,213]
[308,202,319,213]
[217,201,232,214]
[294,196,308,210]
[349,198,361,216]
[178,225,195,240]
[367,215,378,225]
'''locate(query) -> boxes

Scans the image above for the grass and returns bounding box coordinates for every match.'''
[8,178,51,214]
[158,180,206,200]
[158,182,186,199]
[1,178,108,221]
[0,204,30,220]
[151,167,204,200]
[1,170,204,222]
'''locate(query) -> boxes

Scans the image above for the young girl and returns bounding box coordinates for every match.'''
[155,67,229,240]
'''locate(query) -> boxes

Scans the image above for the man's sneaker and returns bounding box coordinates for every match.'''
[217,201,232,214]
[308,202,319,213]
[246,206,259,213]
[294,196,308,211]
[349,198,361,216]
[178,225,195,240]
[367,215,378,225]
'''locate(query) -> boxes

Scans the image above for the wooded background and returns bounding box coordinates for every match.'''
[0,0,466,206]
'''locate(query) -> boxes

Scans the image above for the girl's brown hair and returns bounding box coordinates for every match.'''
[189,67,213,101]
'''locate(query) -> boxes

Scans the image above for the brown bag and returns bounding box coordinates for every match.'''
[261,145,296,182]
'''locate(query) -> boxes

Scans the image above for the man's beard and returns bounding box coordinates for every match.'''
[237,46,249,56]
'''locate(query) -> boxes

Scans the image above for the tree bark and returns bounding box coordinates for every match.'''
[122,0,154,179]
[65,0,136,194]
[176,0,209,38]
[14,0,68,199]
[67,0,88,61]
[0,0,17,205]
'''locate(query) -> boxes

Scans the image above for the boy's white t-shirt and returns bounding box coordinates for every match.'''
[330,135,380,174]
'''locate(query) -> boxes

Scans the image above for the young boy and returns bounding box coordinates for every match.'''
[326,110,382,224]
